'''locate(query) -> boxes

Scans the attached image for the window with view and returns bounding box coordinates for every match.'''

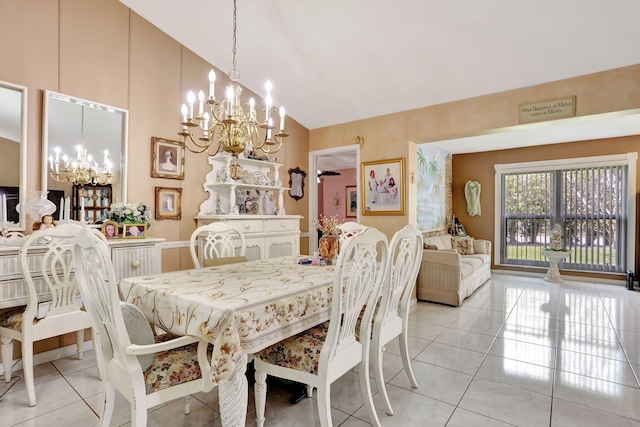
[495,154,637,274]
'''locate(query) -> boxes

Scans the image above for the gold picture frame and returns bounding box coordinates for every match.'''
[345,186,357,218]
[361,158,405,216]
[155,186,182,220]
[151,137,185,179]
[122,223,146,239]
[101,220,119,239]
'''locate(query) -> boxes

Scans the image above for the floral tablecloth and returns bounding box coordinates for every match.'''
[118,256,334,426]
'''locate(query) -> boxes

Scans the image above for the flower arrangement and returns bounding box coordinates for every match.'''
[107,202,152,227]
[311,213,341,236]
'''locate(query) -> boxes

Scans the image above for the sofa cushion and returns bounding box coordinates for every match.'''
[464,253,491,266]
[423,235,453,250]
[452,237,475,255]
[461,256,484,270]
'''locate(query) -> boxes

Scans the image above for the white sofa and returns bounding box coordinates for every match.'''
[416,234,491,306]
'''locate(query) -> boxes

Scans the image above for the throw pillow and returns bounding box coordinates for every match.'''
[120,302,155,371]
[423,244,439,250]
[452,236,475,255]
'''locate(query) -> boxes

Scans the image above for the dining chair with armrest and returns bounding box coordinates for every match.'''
[371,224,422,415]
[253,227,389,427]
[0,223,101,406]
[73,229,216,427]
[189,223,247,268]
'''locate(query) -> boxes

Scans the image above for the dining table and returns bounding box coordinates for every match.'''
[118,256,335,427]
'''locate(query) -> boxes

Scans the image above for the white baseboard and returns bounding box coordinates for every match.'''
[0,340,94,374]
[491,269,626,286]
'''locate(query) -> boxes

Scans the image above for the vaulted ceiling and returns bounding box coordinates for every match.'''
[121,0,640,132]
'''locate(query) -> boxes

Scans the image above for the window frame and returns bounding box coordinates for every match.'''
[494,153,637,272]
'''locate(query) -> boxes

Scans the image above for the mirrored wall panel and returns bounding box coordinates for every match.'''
[42,91,128,223]
[0,80,27,230]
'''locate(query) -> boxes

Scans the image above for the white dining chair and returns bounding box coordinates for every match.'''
[371,224,423,415]
[0,223,102,406]
[73,229,216,427]
[189,222,247,268]
[336,221,368,247]
[253,227,389,427]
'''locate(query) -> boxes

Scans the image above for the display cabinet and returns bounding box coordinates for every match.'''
[195,153,302,262]
[73,184,112,224]
[198,154,289,217]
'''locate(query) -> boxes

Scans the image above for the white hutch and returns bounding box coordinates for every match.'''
[195,154,301,261]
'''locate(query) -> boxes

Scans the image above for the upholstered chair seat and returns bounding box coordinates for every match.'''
[143,334,212,394]
[255,322,329,375]
[0,308,38,332]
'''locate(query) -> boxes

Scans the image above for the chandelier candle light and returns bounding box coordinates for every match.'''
[48,105,112,185]
[178,0,287,158]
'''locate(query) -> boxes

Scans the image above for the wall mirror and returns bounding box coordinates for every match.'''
[0,80,27,230]
[42,90,128,223]
[288,167,306,201]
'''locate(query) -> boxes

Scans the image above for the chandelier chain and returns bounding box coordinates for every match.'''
[80,105,85,142]
[231,0,238,80]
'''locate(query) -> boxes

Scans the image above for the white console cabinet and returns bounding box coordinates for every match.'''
[195,215,301,261]
[0,238,163,309]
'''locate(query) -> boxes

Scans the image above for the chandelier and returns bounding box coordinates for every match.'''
[48,105,112,185]
[178,0,287,158]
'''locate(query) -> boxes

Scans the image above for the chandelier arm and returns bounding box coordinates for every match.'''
[182,132,218,155]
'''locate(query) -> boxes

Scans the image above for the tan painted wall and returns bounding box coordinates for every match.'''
[0,0,309,360]
[310,65,640,249]
[454,135,640,278]
[0,0,309,270]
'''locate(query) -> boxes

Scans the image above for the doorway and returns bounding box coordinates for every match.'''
[308,146,360,254]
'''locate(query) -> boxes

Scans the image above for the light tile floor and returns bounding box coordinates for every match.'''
[2,273,640,426]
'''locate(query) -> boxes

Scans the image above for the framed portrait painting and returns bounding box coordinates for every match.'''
[361,158,405,216]
[151,137,185,179]
[345,186,357,218]
[155,186,182,220]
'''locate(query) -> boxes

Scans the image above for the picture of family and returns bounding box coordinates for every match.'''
[361,158,405,215]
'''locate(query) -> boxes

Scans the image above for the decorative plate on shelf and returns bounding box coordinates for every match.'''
[241,170,256,185]
[253,171,271,186]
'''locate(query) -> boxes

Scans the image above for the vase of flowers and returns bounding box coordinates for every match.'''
[107,202,152,228]
[311,213,341,265]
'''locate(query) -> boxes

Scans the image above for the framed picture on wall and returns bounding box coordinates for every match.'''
[361,158,405,216]
[154,186,182,220]
[345,186,357,218]
[151,137,185,179]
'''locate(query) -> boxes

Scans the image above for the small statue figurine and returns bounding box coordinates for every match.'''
[237,191,246,214]
[215,194,224,214]
[551,223,562,250]
[32,214,57,231]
